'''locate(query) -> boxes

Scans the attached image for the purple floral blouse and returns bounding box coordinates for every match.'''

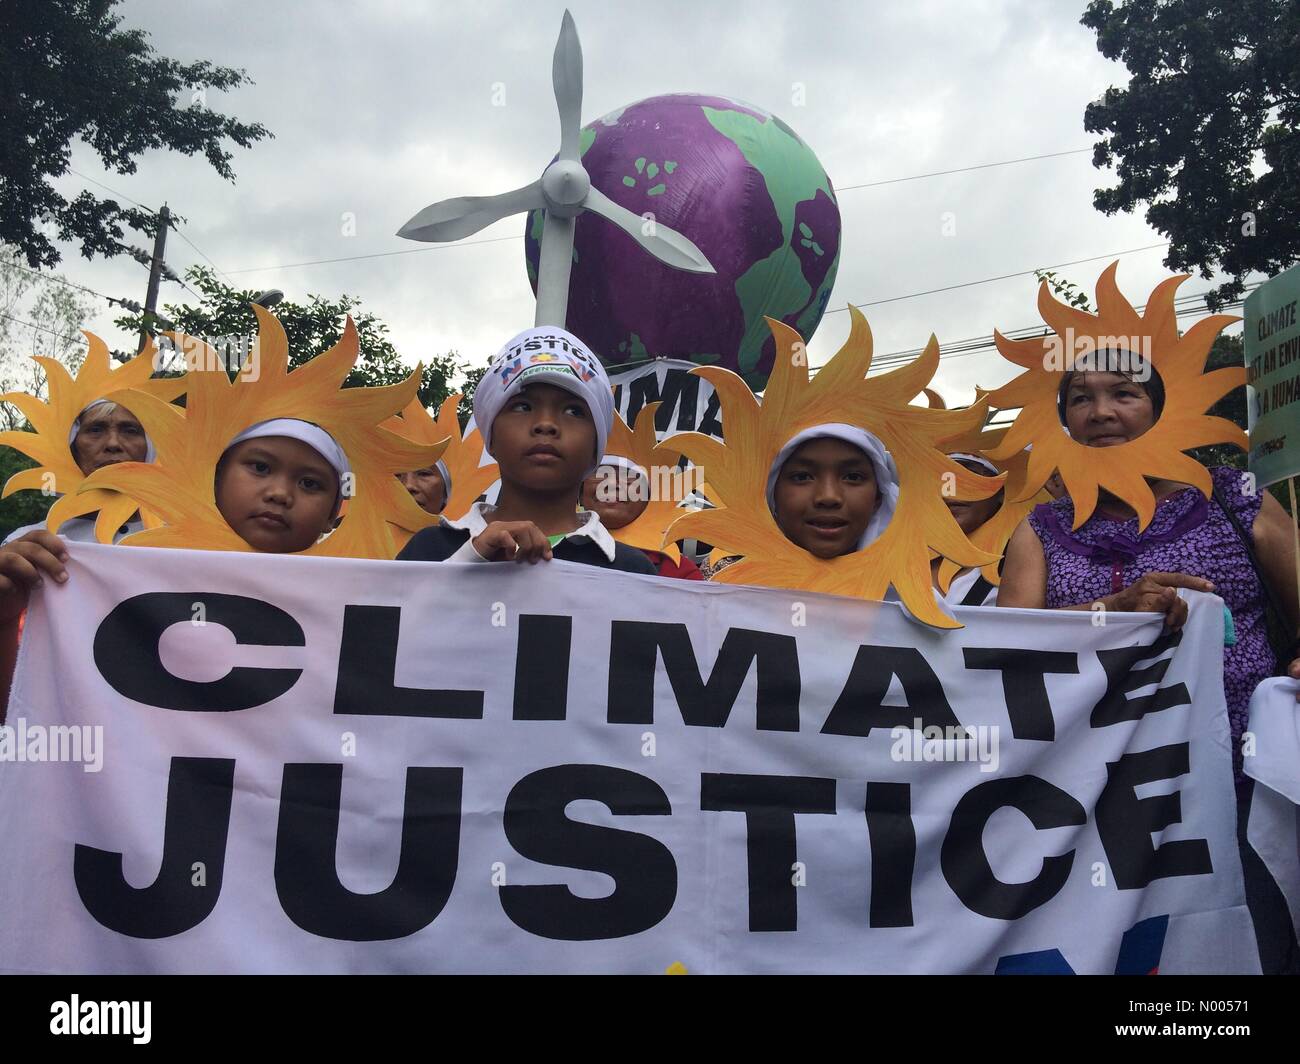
[1028,466,1275,779]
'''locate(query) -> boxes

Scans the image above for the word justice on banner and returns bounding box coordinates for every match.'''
[0,543,1258,974]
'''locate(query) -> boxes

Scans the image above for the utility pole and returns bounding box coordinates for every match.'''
[136,203,170,355]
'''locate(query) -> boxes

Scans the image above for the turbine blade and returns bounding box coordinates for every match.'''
[584,187,716,274]
[553,10,583,160]
[397,182,543,242]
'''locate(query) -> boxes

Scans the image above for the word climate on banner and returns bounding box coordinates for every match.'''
[0,543,1257,974]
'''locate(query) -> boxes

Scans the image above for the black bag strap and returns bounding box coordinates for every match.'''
[958,573,996,607]
[1210,479,1295,669]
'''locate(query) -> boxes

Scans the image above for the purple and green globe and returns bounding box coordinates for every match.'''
[524,94,841,392]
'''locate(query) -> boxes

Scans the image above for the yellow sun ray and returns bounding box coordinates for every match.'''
[0,333,186,535]
[381,392,497,552]
[77,306,447,558]
[984,263,1246,531]
[934,422,1052,591]
[664,311,1004,629]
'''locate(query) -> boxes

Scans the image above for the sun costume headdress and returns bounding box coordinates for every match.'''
[382,392,499,549]
[0,335,186,542]
[597,403,698,562]
[663,312,1004,629]
[984,263,1245,531]
[79,306,447,558]
[934,420,1050,592]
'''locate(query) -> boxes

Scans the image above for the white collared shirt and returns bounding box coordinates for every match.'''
[440,501,619,562]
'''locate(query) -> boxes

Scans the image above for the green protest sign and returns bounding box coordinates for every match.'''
[1246,263,1300,488]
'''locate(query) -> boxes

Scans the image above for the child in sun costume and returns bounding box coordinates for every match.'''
[930,421,1052,607]
[0,337,186,544]
[991,265,1300,786]
[580,404,703,579]
[73,307,448,559]
[383,393,500,551]
[662,311,1003,629]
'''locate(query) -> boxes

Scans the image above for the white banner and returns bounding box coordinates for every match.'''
[0,543,1258,973]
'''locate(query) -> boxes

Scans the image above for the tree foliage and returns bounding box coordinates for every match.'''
[0,0,271,269]
[1082,0,1300,308]
[113,266,463,410]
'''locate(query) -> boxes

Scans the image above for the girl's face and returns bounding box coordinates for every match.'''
[1063,371,1157,446]
[773,437,880,559]
[398,467,447,515]
[215,436,340,553]
[72,404,149,475]
[489,383,596,493]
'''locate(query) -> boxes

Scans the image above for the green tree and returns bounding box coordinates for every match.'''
[1082,0,1300,308]
[113,266,463,409]
[0,243,96,536]
[0,0,271,269]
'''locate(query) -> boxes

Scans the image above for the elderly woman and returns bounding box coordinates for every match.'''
[998,363,1299,970]
[2,399,152,544]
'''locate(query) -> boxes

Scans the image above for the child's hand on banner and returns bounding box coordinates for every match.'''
[0,531,70,624]
[472,521,554,563]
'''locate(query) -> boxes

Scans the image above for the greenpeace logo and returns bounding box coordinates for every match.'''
[50,996,151,1044]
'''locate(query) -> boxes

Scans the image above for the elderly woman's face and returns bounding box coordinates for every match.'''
[1063,372,1156,446]
[398,467,447,515]
[72,404,149,475]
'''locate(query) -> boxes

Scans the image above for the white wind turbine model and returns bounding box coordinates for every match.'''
[397,9,715,329]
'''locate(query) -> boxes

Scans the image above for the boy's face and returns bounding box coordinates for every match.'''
[72,404,149,475]
[489,382,596,493]
[773,437,880,560]
[215,436,340,553]
[398,467,447,514]
[580,468,648,530]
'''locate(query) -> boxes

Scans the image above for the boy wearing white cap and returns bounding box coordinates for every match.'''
[397,327,655,575]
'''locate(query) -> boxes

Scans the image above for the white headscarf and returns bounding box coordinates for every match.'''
[945,452,1000,477]
[765,424,900,551]
[69,399,157,463]
[432,459,452,512]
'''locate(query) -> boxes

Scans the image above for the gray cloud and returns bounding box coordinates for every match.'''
[49,0,1234,405]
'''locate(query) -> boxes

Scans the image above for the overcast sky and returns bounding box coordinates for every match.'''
[43,0,1241,404]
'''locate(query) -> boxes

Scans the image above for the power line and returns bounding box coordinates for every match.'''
[66,168,155,213]
[808,287,1255,381]
[3,259,145,314]
[826,242,1172,313]
[169,223,233,284]
[835,148,1093,193]
[221,234,523,276]
[216,145,1101,276]
[0,311,88,347]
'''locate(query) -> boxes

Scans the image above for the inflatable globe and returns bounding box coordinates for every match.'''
[524,94,840,392]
